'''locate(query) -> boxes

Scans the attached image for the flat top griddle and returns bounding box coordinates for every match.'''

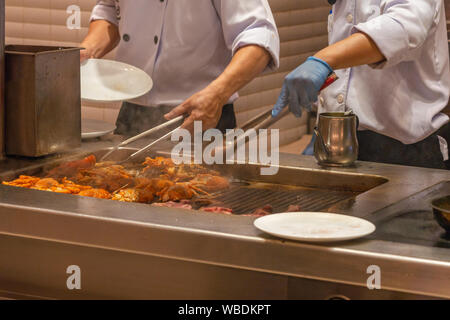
[213,181,357,214]
[369,181,450,248]
[0,148,361,216]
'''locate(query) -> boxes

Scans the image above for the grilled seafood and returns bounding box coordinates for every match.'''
[142,157,218,181]
[3,175,97,196]
[142,157,175,170]
[78,188,112,199]
[2,155,246,215]
[189,174,229,192]
[112,188,140,202]
[111,186,154,203]
[3,175,41,188]
[75,164,134,193]
[32,178,74,194]
[159,182,209,202]
[46,155,96,179]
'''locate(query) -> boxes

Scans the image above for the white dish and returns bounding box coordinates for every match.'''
[81,59,153,103]
[254,212,376,243]
[82,118,116,139]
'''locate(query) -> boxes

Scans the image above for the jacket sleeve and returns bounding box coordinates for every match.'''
[90,0,119,26]
[213,0,280,71]
[352,0,441,69]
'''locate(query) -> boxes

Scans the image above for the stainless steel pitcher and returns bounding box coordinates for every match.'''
[314,112,359,167]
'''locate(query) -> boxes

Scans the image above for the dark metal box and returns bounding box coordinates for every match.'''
[5,45,81,157]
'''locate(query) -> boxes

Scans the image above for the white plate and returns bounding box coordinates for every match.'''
[82,118,116,139]
[254,212,376,243]
[81,59,153,103]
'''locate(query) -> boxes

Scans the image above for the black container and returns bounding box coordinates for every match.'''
[431,195,450,233]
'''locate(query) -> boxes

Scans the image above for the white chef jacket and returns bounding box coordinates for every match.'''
[321,0,450,145]
[90,0,280,108]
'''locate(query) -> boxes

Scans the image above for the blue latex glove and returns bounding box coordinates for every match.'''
[302,133,317,156]
[272,56,333,118]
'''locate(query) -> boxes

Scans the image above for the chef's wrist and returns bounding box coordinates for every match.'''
[309,56,334,74]
[313,52,336,71]
[205,82,232,107]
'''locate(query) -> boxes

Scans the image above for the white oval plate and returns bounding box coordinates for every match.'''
[82,118,116,140]
[81,59,153,103]
[254,212,376,243]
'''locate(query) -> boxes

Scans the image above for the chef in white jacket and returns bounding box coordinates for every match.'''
[82,0,280,136]
[273,0,450,169]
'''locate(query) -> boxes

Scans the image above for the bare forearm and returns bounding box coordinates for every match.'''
[208,45,272,104]
[314,32,385,70]
[164,45,272,130]
[80,20,120,59]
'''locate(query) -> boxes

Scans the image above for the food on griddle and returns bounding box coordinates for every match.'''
[33,178,59,189]
[190,197,225,208]
[111,186,155,203]
[3,175,104,197]
[112,188,140,202]
[142,157,218,181]
[78,188,112,199]
[3,175,41,188]
[243,204,273,217]
[152,200,193,210]
[46,155,96,179]
[149,178,175,196]
[286,204,302,212]
[75,164,135,193]
[60,177,94,194]
[201,207,233,215]
[159,182,210,202]
[189,174,230,192]
[2,155,250,215]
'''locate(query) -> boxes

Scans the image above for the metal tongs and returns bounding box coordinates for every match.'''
[101,73,337,163]
[100,115,184,163]
[227,72,338,149]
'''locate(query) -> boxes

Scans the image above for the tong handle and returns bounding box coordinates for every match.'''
[100,115,184,161]
[123,126,182,163]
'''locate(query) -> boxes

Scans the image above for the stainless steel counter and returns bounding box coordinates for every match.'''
[0,135,449,299]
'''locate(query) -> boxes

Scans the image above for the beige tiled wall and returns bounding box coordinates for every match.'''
[5,0,330,145]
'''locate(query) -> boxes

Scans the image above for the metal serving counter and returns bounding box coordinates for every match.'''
[0,136,449,299]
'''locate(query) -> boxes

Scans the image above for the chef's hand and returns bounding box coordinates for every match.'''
[272,56,333,118]
[80,41,95,62]
[80,48,92,62]
[79,20,121,62]
[164,85,227,132]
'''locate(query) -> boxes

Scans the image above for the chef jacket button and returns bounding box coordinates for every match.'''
[154,36,159,44]
[123,34,130,42]
[346,14,353,23]
[337,94,345,104]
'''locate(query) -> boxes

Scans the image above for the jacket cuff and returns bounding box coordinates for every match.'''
[232,27,280,72]
[90,4,119,26]
[352,15,409,69]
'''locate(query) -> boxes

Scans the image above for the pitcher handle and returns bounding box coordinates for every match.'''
[314,127,331,157]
